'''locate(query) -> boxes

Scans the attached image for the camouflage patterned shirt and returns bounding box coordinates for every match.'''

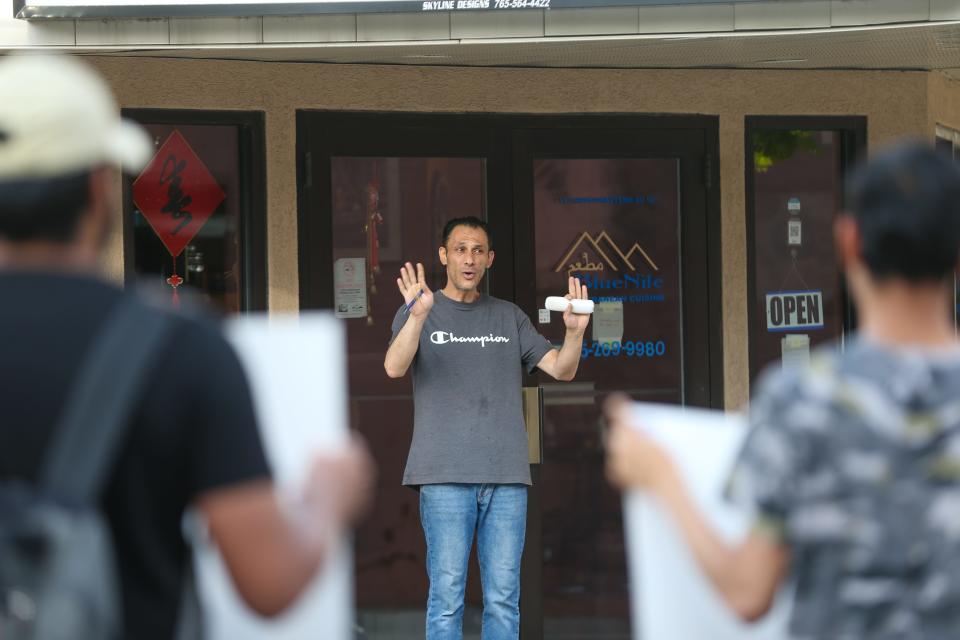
[728,336,960,640]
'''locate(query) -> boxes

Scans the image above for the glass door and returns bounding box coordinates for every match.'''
[332,155,488,636]
[512,125,722,639]
[298,114,513,639]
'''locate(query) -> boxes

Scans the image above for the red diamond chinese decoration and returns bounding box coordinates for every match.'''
[132,130,226,258]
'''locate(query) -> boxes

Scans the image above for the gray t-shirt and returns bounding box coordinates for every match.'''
[391,291,554,486]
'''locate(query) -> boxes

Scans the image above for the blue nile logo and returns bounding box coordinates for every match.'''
[554,232,664,302]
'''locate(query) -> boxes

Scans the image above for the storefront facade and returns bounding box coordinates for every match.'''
[82,56,946,402]
[5,1,960,636]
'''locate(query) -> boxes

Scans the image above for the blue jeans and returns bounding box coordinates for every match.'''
[419,483,527,640]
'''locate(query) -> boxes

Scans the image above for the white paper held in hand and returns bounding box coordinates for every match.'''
[623,402,792,640]
[544,296,594,314]
[193,313,353,640]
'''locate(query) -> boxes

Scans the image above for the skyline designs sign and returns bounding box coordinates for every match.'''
[17,0,778,18]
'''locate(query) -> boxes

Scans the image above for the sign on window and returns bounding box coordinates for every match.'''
[765,290,824,332]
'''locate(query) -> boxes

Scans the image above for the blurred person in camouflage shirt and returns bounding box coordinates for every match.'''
[605,141,960,640]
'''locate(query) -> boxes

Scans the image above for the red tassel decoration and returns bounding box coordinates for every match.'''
[166,268,184,310]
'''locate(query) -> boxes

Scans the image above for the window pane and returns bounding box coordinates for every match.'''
[533,158,683,403]
[126,123,245,313]
[750,130,847,379]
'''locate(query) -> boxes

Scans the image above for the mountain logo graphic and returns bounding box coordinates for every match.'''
[553,231,659,275]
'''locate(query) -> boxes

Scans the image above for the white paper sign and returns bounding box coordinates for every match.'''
[334,258,367,319]
[624,403,792,640]
[781,334,811,370]
[593,300,624,345]
[193,313,353,640]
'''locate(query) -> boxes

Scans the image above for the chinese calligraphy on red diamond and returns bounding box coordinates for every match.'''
[132,130,225,258]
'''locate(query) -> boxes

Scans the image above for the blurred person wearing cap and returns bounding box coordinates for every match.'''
[0,53,374,638]
[605,142,960,639]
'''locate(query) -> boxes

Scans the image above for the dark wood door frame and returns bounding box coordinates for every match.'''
[296,111,723,640]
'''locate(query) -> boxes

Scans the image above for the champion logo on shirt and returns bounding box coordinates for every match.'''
[430,331,510,347]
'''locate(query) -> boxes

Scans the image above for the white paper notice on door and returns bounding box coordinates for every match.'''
[592,300,624,345]
[334,257,367,319]
[192,313,353,640]
[623,403,793,640]
[781,334,811,370]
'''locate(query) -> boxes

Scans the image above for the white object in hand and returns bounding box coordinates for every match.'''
[544,296,594,314]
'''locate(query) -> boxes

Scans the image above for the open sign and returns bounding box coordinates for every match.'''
[766,291,824,332]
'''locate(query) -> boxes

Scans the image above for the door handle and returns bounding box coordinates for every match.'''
[522,386,543,464]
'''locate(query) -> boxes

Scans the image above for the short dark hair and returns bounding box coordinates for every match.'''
[845,141,960,282]
[0,171,92,242]
[441,216,491,249]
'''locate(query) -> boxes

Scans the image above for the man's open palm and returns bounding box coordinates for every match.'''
[397,262,434,318]
[563,276,591,334]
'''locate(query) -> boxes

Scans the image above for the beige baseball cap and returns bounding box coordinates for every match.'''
[0,53,152,180]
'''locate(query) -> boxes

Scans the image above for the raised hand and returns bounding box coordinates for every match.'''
[562,276,591,335]
[397,262,434,318]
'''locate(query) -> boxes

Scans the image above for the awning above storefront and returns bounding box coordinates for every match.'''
[63,20,960,76]
[3,0,960,76]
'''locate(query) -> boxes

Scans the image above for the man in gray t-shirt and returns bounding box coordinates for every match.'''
[385,216,590,640]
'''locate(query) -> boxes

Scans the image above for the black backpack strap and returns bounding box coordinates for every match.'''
[41,294,174,504]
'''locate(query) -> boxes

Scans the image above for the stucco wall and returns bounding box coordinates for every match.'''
[929,71,960,135]
[87,57,931,408]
